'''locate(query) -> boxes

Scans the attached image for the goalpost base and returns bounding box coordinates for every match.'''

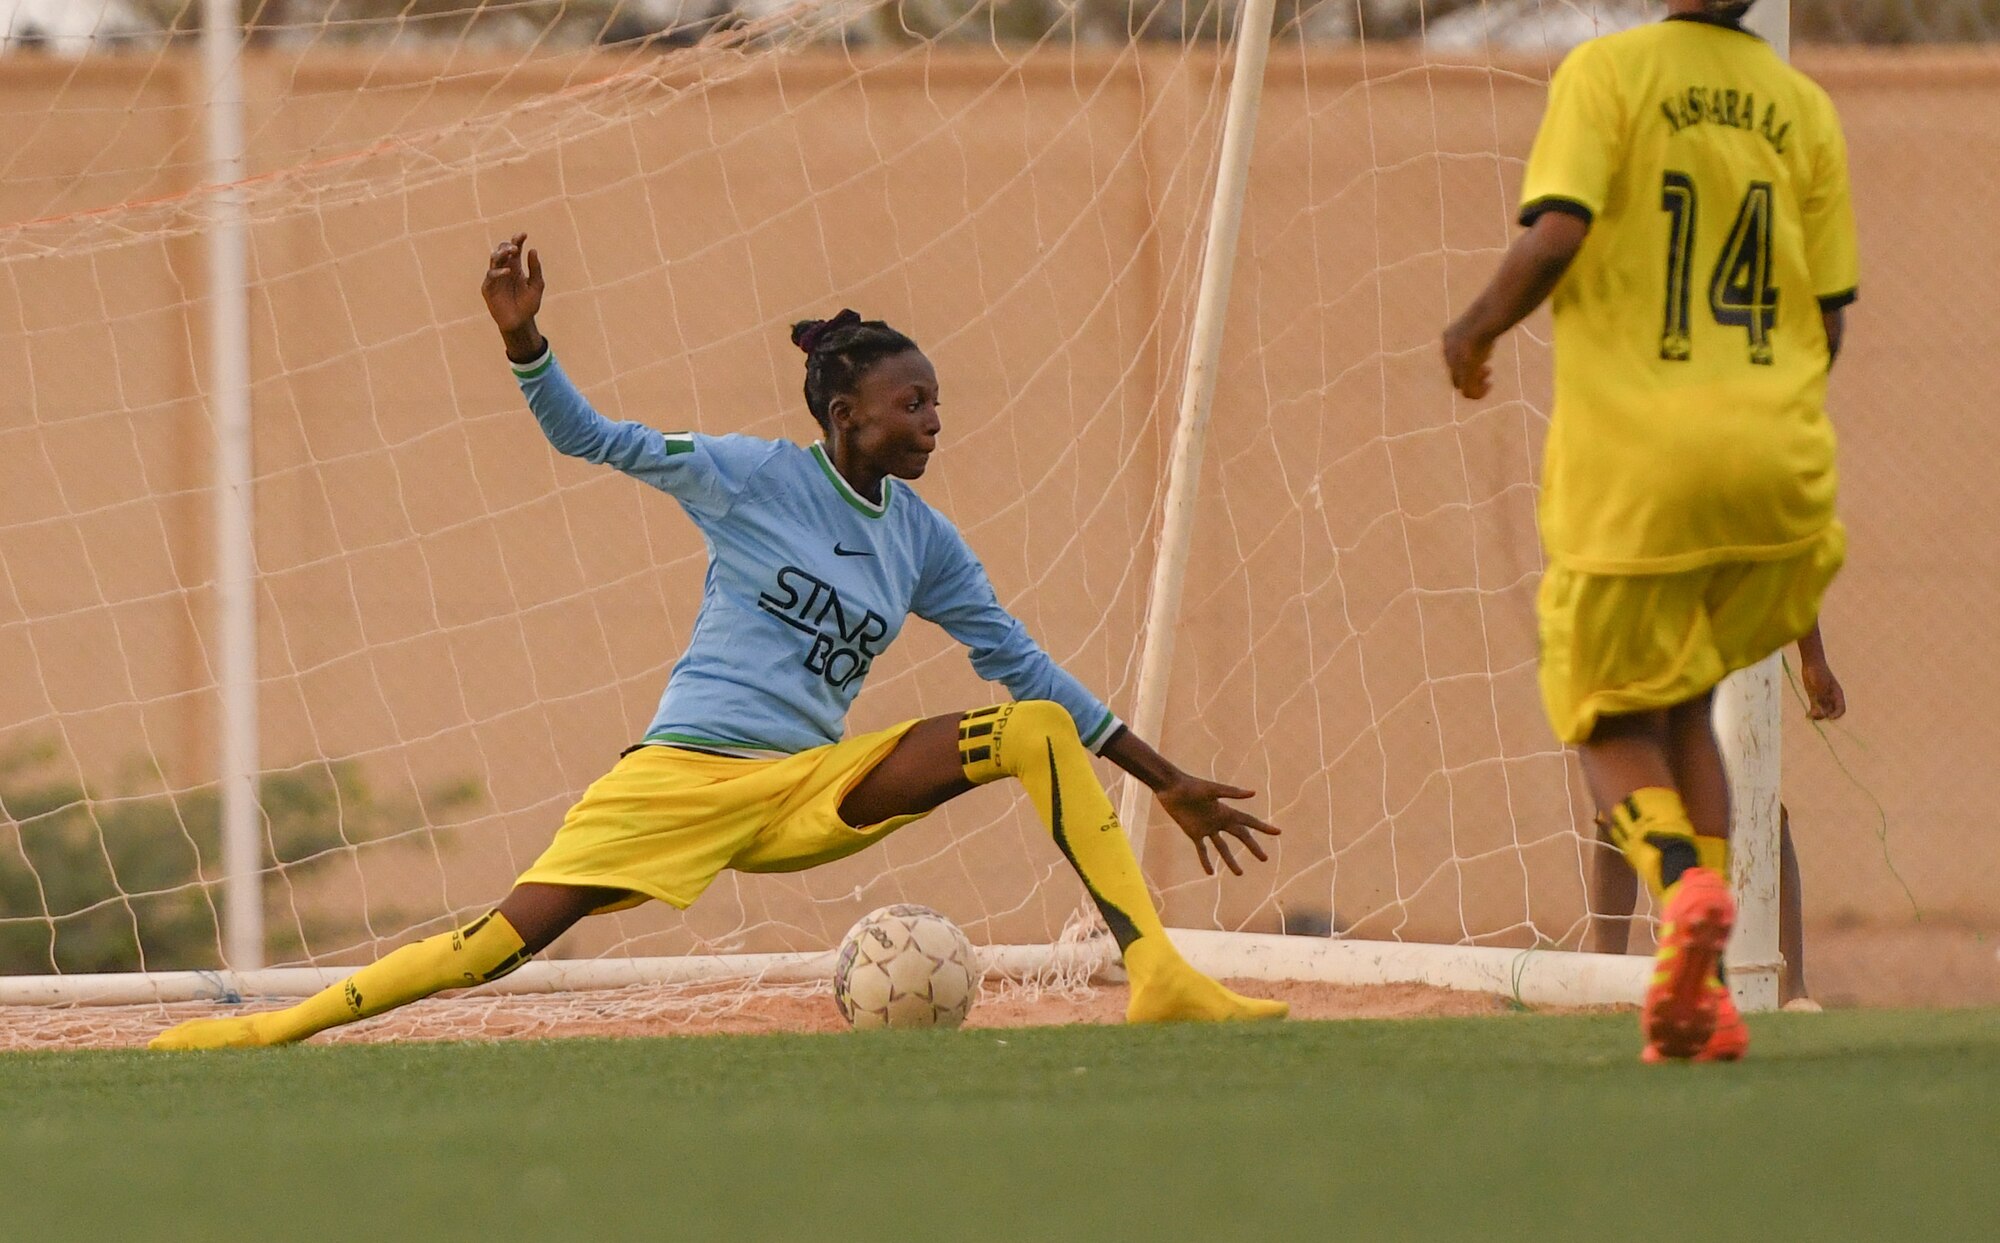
[0,942,1113,1008]
[0,932,1658,1010]
[1170,930,1650,1009]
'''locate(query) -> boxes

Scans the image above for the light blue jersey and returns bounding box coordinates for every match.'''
[513,348,1121,758]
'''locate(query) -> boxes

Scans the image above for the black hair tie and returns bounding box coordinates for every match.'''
[794,307,862,355]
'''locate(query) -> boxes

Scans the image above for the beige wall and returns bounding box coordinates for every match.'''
[0,44,1990,974]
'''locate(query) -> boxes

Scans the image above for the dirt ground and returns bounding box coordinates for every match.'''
[2,922,1986,1053]
[1807,922,2000,1010]
[0,978,1526,1053]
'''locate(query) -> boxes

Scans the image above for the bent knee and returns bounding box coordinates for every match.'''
[1009,699,1078,742]
[962,700,1080,784]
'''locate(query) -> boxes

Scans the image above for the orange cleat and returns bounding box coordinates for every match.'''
[1694,979,1749,1061]
[1639,867,1735,1062]
[1644,976,1748,1063]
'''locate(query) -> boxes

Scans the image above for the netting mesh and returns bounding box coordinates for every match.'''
[0,0,1241,983]
[1,2,1993,1029]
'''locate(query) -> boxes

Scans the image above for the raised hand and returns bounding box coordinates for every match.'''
[1156,776,1281,877]
[482,232,547,362]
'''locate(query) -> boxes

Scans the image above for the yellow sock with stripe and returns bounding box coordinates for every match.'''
[1693,832,1730,880]
[957,701,1284,1023]
[149,911,529,1050]
[1606,787,1729,901]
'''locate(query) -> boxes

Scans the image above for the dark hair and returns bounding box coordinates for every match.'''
[789,309,919,433]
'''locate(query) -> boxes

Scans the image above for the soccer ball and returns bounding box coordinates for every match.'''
[832,904,978,1030]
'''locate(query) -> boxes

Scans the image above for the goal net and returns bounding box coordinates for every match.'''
[0,0,1808,1035]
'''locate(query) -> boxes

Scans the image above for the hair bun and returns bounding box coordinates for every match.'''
[791,308,862,355]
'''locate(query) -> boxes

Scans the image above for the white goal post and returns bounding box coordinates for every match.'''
[0,0,1796,1018]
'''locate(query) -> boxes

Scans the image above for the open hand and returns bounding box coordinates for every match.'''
[482,232,546,360]
[1157,777,1280,877]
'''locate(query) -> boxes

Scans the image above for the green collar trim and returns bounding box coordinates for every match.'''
[809,442,893,518]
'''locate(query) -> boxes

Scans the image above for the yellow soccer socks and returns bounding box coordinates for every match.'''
[1606,786,1729,901]
[149,910,530,1050]
[1693,831,1730,882]
[957,702,1285,1023]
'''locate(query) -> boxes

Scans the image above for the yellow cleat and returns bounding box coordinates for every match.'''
[1126,965,1288,1024]
[148,1014,273,1051]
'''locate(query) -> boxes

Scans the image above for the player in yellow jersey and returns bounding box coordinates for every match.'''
[1441,0,1858,1061]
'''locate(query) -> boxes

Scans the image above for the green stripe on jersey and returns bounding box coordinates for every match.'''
[809,442,892,518]
[1082,709,1118,750]
[510,349,555,380]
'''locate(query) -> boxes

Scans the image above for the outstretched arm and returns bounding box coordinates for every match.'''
[1098,726,1279,878]
[1441,211,1590,400]
[481,232,760,517]
[912,522,1279,876]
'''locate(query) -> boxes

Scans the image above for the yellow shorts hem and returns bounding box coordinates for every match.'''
[507,869,696,911]
[513,718,928,912]
[1539,523,1844,745]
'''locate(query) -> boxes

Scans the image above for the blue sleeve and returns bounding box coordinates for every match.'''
[911,514,1121,753]
[511,347,770,521]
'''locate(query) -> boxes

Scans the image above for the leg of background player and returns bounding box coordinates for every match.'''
[1580,709,1702,893]
[1587,817,1638,955]
[1665,690,1730,853]
[1661,690,1746,1057]
[1578,707,1675,812]
[1578,705,1733,1060]
[1779,809,1815,1007]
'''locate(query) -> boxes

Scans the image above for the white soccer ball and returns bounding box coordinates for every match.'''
[832,904,978,1030]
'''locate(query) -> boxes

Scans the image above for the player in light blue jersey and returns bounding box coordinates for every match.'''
[152,233,1284,1050]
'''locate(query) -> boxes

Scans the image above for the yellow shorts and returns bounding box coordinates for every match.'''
[515,719,927,911]
[1537,523,1845,745]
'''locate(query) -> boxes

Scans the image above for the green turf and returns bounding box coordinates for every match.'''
[3,1009,1994,1242]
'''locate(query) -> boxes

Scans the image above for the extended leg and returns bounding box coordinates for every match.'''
[1586,815,1638,955]
[842,703,1284,1022]
[149,883,621,1050]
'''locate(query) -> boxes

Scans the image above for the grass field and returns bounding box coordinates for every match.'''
[4,1008,1994,1242]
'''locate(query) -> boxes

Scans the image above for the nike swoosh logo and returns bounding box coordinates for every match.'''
[833,544,874,557]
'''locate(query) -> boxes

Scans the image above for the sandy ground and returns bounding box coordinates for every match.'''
[1807,922,2000,1010]
[2,923,1987,1053]
[0,978,1524,1053]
